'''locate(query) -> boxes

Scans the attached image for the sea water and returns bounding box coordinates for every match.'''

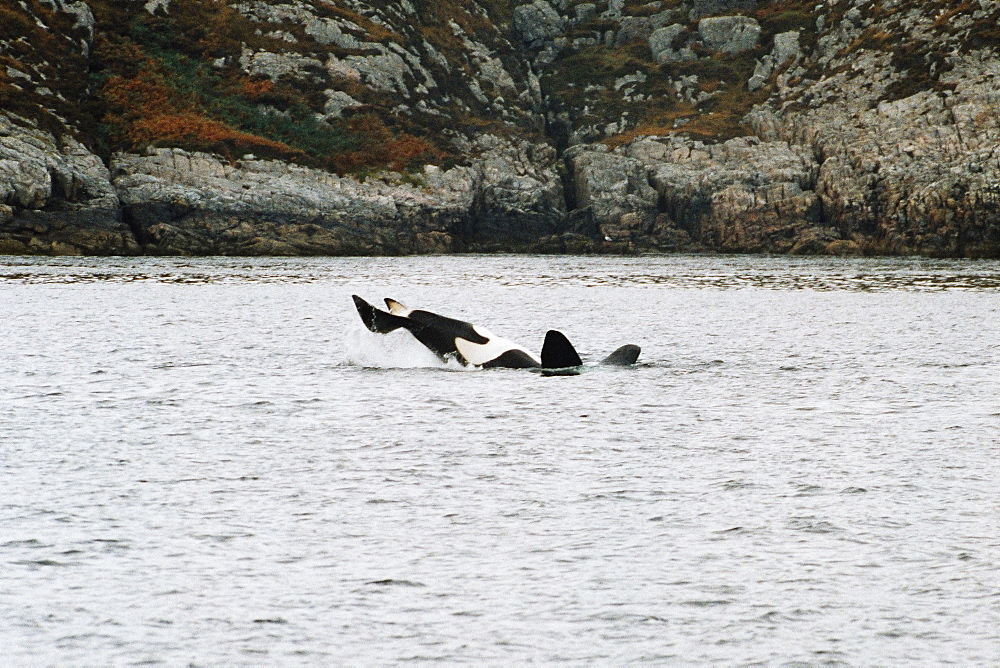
[2,254,999,664]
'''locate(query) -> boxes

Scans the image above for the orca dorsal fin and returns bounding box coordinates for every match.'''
[541,330,583,368]
[601,344,641,366]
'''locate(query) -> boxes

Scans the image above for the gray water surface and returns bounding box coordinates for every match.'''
[2,254,999,664]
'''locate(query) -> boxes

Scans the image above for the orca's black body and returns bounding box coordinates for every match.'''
[352,295,640,370]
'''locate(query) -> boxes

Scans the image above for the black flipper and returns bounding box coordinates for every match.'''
[601,344,641,366]
[541,330,583,368]
[352,295,409,334]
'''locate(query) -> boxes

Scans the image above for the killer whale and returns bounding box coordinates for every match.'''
[351,295,640,370]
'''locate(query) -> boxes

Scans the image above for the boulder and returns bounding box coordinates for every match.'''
[772,30,801,66]
[698,15,761,54]
[513,1,565,46]
[323,91,362,119]
[574,3,597,23]
[615,16,652,45]
[649,24,695,64]
[748,55,774,91]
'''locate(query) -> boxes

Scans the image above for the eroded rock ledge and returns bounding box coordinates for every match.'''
[0,121,565,255]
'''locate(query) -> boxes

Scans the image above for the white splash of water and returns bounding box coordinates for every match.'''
[342,325,467,370]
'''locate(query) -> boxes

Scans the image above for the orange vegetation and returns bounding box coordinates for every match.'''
[129,112,306,161]
[331,115,445,173]
[99,56,302,161]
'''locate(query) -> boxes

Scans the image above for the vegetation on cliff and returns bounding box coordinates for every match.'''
[2,0,538,175]
[89,0,452,172]
[3,0,1000,257]
[0,0,93,137]
[533,0,818,147]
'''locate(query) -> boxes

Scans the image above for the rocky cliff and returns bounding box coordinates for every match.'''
[2,0,1000,256]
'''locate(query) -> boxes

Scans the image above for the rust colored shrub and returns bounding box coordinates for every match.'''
[128,111,305,161]
[99,60,193,144]
[239,78,275,101]
[329,115,445,173]
[90,2,445,173]
[99,59,296,159]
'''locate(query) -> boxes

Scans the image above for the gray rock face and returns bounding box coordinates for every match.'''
[0,118,134,255]
[647,137,821,253]
[649,25,695,64]
[567,136,822,252]
[103,133,565,255]
[0,110,564,256]
[469,136,565,247]
[771,77,1000,257]
[698,15,761,54]
[569,150,658,243]
[514,1,565,46]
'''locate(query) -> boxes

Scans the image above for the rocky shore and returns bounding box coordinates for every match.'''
[3,0,1000,257]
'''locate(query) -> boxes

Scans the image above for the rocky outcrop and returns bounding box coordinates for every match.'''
[466,135,565,249]
[0,114,565,255]
[0,0,565,255]
[567,136,822,253]
[112,147,466,255]
[698,16,761,55]
[109,135,563,255]
[527,0,1000,257]
[649,25,696,64]
[0,117,135,255]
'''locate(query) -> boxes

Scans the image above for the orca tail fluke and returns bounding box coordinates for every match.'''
[352,295,408,334]
[383,298,412,316]
[541,330,583,368]
[601,344,641,366]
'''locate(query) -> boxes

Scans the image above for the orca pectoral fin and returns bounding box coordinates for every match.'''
[352,295,409,334]
[541,330,583,368]
[601,344,641,366]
